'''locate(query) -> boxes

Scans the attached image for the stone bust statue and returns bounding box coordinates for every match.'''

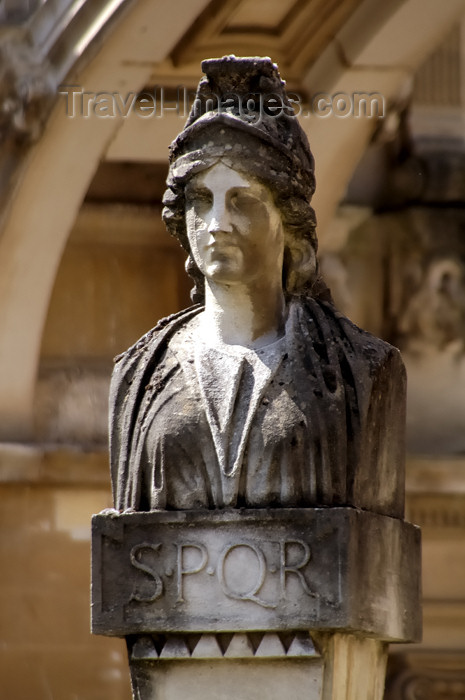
[109,56,406,518]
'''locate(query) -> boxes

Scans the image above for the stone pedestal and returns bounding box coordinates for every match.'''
[92,508,421,699]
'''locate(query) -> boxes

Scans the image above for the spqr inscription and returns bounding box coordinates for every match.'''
[129,539,315,609]
[130,543,163,603]
[92,508,421,638]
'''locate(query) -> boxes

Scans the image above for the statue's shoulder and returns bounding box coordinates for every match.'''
[113,305,202,366]
[298,296,404,370]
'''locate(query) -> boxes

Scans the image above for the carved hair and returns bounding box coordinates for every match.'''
[162,127,318,303]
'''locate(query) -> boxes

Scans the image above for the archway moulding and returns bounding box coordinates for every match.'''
[1,0,465,440]
[0,0,211,440]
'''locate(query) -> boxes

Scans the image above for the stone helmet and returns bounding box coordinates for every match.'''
[162,56,318,302]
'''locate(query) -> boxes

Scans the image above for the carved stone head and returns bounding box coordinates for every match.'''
[162,56,318,302]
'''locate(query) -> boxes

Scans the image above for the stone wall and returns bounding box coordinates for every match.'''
[0,469,130,699]
[34,202,191,446]
[0,199,190,700]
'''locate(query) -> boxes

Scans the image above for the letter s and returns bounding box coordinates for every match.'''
[129,543,163,603]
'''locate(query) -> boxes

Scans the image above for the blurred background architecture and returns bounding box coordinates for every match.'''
[1,0,465,697]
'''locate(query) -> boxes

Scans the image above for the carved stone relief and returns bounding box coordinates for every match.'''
[322,207,465,455]
[127,630,320,660]
[92,508,421,641]
[0,33,54,143]
[386,666,465,700]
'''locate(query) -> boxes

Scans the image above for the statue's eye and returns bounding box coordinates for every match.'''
[230,190,260,212]
[186,188,212,210]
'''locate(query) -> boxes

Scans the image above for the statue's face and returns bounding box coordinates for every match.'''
[185,161,284,287]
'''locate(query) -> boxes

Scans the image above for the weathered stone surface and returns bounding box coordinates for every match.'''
[92,507,421,642]
[288,632,319,657]
[224,633,260,658]
[128,657,324,700]
[125,631,325,698]
[0,34,54,143]
[191,634,223,658]
[321,634,388,700]
[126,631,319,661]
[109,56,407,520]
[323,205,465,455]
[95,54,420,700]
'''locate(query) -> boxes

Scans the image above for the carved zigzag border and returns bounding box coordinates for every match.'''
[129,631,320,661]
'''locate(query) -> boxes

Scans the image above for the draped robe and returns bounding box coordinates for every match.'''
[109,297,406,518]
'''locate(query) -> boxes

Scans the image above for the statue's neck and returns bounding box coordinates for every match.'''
[201,280,286,349]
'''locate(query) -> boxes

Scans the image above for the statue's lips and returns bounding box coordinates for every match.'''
[206,234,241,251]
[204,240,243,267]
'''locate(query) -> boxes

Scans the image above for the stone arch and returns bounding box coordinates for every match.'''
[0,0,210,439]
[0,0,464,440]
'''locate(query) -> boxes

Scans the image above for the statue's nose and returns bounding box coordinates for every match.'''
[208,199,233,234]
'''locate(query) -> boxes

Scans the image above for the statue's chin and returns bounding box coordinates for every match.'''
[203,257,246,286]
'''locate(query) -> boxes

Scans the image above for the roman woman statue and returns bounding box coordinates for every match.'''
[109,56,406,518]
